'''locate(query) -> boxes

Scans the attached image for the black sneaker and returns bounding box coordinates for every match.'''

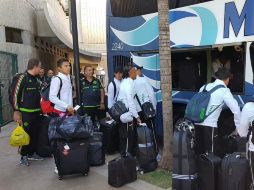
[20,156,30,166]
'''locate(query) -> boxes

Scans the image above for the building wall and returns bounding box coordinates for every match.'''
[0,0,64,73]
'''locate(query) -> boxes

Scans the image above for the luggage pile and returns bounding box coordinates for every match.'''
[48,114,106,180]
[47,114,158,184]
[107,121,158,187]
[173,118,251,190]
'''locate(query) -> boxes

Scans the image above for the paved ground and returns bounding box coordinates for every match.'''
[0,122,166,190]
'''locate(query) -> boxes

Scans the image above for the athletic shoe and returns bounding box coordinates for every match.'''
[20,156,30,166]
[27,153,44,161]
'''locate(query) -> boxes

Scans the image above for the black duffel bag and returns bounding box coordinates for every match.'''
[108,101,128,122]
[108,154,137,187]
[135,95,156,120]
[48,114,90,142]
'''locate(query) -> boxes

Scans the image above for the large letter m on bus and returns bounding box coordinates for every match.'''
[224,0,254,38]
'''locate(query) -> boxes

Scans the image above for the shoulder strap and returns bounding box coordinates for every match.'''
[207,84,225,94]
[112,80,117,98]
[135,94,142,108]
[55,76,63,98]
[205,85,226,118]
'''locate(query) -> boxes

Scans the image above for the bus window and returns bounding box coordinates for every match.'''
[112,55,132,71]
[211,46,245,93]
[172,51,207,91]
[109,0,213,17]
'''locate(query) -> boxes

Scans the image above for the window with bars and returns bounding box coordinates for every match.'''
[113,55,132,71]
[5,27,22,44]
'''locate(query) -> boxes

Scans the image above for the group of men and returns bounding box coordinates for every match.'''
[10,57,157,168]
[108,65,156,156]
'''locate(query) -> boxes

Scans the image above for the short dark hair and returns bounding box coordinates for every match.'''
[215,67,231,80]
[27,58,40,70]
[84,66,93,72]
[57,58,69,68]
[114,67,123,74]
[123,65,133,78]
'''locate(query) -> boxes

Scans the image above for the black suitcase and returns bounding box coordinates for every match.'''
[219,152,251,190]
[54,139,90,180]
[37,115,54,157]
[198,153,221,190]
[100,118,119,154]
[214,134,248,158]
[172,119,198,190]
[89,132,105,166]
[136,123,157,173]
[108,154,137,187]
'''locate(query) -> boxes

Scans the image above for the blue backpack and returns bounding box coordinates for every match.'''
[185,85,225,123]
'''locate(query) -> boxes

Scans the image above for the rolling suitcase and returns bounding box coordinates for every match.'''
[172,119,198,190]
[108,123,137,187]
[198,153,221,190]
[54,139,90,180]
[219,152,251,190]
[89,132,105,166]
[100,118,119,154]
[136,123,158,173]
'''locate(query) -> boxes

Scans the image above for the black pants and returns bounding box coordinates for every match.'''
[194,125,218,155]
[21,112,41,156]
[83,107,105,123]
[249,151,254,187]
[119,122,137,157]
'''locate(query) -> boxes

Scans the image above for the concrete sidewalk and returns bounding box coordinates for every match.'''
[0,122,166,190]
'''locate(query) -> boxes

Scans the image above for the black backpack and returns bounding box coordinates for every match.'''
[8,73,27,107]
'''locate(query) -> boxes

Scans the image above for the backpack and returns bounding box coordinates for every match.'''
[40,76,62,114]
[8,73,27,108]
[185,85,225,123]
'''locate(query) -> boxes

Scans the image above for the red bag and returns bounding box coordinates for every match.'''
[40,76,62,114]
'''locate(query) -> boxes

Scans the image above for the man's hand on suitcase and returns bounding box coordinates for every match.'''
[67,106,74,115]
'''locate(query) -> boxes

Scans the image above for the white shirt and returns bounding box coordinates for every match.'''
[117,78,139,119]
[134,76,157,112]
[107,78,121,109]
[49,72,73,112]
[197,79,240,128]
[238,102,254,151]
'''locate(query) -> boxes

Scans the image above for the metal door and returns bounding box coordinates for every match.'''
[0,52,17,125]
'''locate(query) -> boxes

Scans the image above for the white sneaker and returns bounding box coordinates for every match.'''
[54,167,58,174]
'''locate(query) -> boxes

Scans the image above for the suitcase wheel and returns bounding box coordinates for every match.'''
[58,175,63,180]
[82,172,88,176]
